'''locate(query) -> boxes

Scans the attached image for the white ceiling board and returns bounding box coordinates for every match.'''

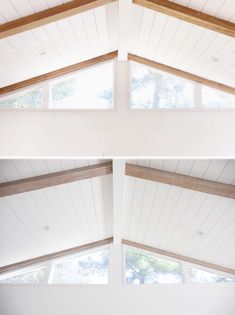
[0,159,110,183]
[0,173,112,267]
[129,2,235,88]
[0,2,118,87]
[124,159,235,269]
[170,0,235,22]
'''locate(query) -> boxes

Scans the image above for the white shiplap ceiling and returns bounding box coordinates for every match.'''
[0,0,235,88]
[0,0,118,87]
[123,159,235,269]
[129,0,235,88]
[0,159,112,266]
[0,159,235,271]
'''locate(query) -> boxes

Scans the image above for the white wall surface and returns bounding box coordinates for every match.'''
[0,62,235,157]
[0,283,235,315]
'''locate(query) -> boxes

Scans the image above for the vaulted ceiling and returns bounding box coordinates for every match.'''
[0,0,234,88]
[0,159,235,273]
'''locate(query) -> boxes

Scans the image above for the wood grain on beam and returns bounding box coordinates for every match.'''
[0,51,118,95]
[133,0,235,38]
[128,54,235,95]
[122,239,235,276]
[0,238,113,274]
[0,162,112,198]
[126,163,235,199]
[0,0,115,39]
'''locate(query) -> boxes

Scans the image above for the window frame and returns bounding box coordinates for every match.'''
[123,245,185,285]
[0,59,117,112]
[128,61,235,112]
[0,244,111,285]
[123,245,235,285]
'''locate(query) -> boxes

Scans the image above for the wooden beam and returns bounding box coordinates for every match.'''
[128,54,235,95]
[125,163,235,199]
[0,51,118,95]
[0,161,112,197]
[133,0,235,38]
[0,0,115,40]
[0,238,113,274]
[122,239,235,276]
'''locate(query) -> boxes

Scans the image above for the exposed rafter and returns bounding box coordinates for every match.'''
[0,238,113,274]
[125,163,235,199]
[0,161,112,198]
[0,51,118,95]
[0,0,116,40]
[128,54,235,95]
[133,0,235,38]
[122,239,235,276]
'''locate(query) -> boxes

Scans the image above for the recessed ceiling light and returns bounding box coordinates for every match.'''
[42,225,50,231]
[212,57,219,63]
[39,49,46,56]
[195,230,204,236]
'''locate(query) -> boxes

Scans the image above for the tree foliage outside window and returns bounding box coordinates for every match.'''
[50,62,113,109]
[125,249,182,284]
[131,62,193,109]
[0,88,43,109]
[49,248,109,284]
[189,267,234,283]
[0,266,46,284]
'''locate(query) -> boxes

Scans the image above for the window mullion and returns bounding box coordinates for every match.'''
[193,82,202,108]
[181,261,191,283]
[43,260,53,284]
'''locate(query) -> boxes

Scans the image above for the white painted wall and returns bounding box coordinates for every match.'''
[0,283,235,315]
[0,61,235,157]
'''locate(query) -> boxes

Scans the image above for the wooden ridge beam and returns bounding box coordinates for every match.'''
[128,54,235,95]
[0,0,115,40]
[122,239,235,276]
[133,0,235,38]
[0,237,113,274]
[0,51,118,95]
[125,163,235,199]
[0,161,112,198]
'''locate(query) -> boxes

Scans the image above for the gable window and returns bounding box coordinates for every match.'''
[188,267,235,283]
[131,61,194,109]
[49,61,114,109]
[0,266,46,284]
[49,248,109,284]
[0,87,43,109]
[130,61,235,109]
[202,86,235,108]
[125,248,183,284]
[0,61,114,110]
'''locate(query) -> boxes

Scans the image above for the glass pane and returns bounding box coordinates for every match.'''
[189,267,235,283]
[125,249,182,284]
[49,248,109,284]
[202,86,235,108]
[0,88,43,109]
[0,266,46,284]
[49,61,113,109]
[131,62,193,109]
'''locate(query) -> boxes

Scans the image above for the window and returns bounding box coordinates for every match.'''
[0,266,46,284]
[125,248,182,284]
[189,267,234,283]
[0,87,43,109]
[49,248,109,284]
[49,61,113,109]
[0,61,114,110]
[202,86,235,108]
[131,62,193,109]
